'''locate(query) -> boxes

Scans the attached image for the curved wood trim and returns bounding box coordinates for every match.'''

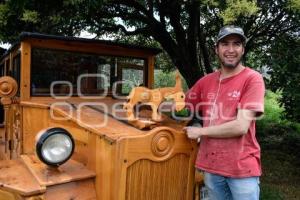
[118,126,196,166]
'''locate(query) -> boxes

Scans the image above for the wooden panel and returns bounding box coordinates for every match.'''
[0,190,16,200]
[21,155,95,187]
[125,154,189,200]
[23,195,45,200]
[2,104,11,160]
[117,127,197,200]
[45,178,96,200]
[0,103,22,160]
[20,42,31,101]
[48,119,89,144]
[0,159,45,196]
[49,118,90,164]
[194,170,205,200]
[22,107,48,154]
[93,135,117,200]
[125,127,195,165]
[22,104,96,165]
[147,56,154,89]
[90,126,197,200]
[72,139,89,165]
[0,190,45,200]
[10,104,22,159]
[0,128,5,160]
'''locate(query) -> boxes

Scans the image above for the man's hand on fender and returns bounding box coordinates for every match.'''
[184,126,203,139]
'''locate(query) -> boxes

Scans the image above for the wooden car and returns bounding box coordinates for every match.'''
[0,32,199,200]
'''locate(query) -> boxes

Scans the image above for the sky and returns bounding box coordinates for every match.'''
[0,43,11,50]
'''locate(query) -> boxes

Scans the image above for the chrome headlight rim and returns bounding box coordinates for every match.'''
[36,127,75,167]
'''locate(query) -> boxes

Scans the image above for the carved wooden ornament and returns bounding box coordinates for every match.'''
[0,76,18,105]
[123,71,185,129]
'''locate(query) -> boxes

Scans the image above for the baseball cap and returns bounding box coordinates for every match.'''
[217,25,247,43]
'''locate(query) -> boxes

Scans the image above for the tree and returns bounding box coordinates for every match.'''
[267,35,300,122]
[0,0,299,88]
[0,0,100,42]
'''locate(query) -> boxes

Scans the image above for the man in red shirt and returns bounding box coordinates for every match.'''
[185,25,265,200]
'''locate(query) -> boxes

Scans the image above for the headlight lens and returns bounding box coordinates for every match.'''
[36,127,74,166]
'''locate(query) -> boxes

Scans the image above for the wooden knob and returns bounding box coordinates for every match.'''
[151,131,174,157]
[0,76,18,98]
[1,82,10,93]
[157,137,168,151]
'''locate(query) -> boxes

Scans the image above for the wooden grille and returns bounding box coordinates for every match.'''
[125,154,189,200]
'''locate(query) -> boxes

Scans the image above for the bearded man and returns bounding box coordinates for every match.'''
[185,25,265,200]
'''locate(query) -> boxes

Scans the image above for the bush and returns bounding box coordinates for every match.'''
[258,91,284,124]
[256,91,300,150]
[256,90,285,138]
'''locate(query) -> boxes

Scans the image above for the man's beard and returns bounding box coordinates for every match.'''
[221,57,242,69]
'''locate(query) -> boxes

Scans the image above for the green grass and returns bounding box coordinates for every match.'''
[260,148,300,200]
[258,90,300,200]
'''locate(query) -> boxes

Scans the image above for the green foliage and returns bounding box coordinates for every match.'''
[261,91,284,124]
[21,9,39,23]
[257,90,300,199]
[256,91,284,137]
[288,0,300,12]
[201,0,219,7]
[220,0,260,24]
[155,52,175,72]
[256,90,300,140]
[0,0,99,42]
[267,35,300,122]
[257,90,300,161]
[154,70,188,91]
[0,4,9,27]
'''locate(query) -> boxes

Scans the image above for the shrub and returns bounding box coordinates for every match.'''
[256,90,285,139]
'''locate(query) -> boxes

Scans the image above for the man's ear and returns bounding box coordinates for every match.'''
[215,46,218,55]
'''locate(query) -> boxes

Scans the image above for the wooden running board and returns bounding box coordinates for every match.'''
[0,155,97,200]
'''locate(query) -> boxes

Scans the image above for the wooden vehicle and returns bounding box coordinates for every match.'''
[0,32,198,200]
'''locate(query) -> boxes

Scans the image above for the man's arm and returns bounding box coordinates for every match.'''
[184,109,256,139]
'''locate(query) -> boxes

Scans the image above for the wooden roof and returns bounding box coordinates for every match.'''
[1,32,161,59]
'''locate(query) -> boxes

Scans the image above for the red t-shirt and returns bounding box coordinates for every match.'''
[186,67,265,178]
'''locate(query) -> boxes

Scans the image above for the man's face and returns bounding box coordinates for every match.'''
[215,35,245,69]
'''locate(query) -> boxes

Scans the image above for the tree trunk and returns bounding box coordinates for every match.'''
[199,26,213,74]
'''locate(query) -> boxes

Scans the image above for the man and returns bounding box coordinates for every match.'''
[184,25,265,200]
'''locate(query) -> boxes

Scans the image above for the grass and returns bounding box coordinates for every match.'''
[253,90,300,199]
[260,147,300,200]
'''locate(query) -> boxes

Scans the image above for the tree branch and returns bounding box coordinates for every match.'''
[168,1,187,48]
[109,0,155,20]
[156,0,166,27]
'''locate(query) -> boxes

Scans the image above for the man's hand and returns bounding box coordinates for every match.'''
[184,126,203,139]
[184,109,257,139]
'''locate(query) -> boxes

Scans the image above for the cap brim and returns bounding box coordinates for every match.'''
[217,33,247,43]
